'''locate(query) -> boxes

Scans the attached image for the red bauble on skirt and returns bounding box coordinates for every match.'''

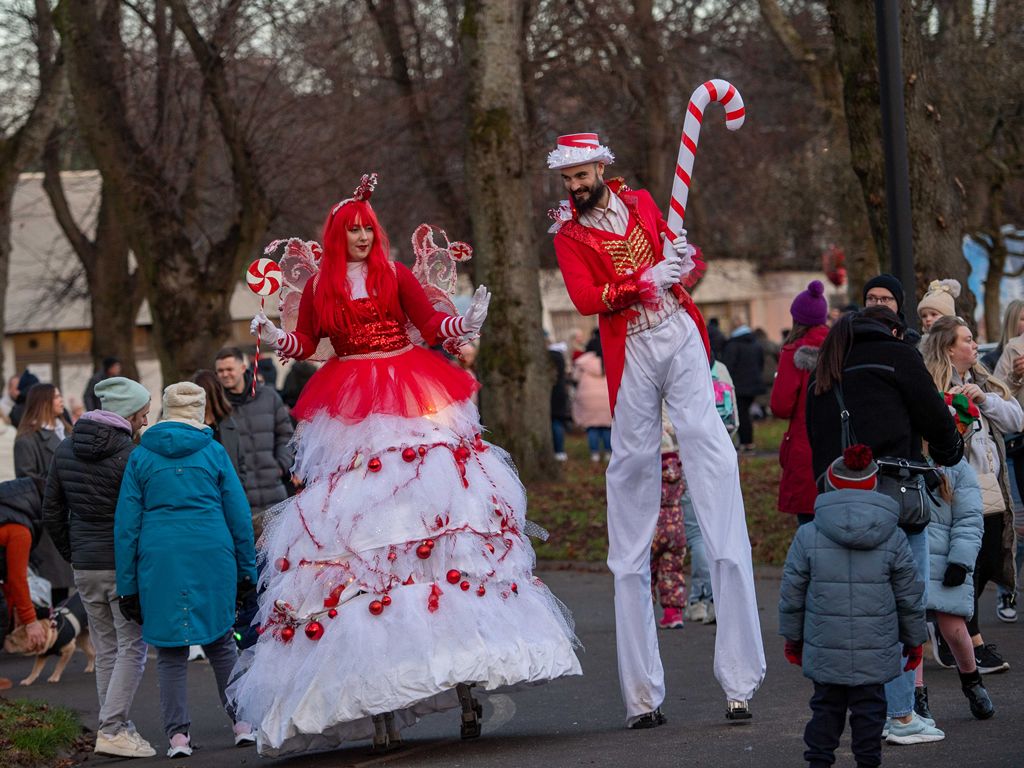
[291,346,479,423]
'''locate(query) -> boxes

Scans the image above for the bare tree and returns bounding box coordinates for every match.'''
[826,0,972,313]
[461,0,553,480]
[56,0,271,383]
[0,0,64,376]
[42,126,142,378]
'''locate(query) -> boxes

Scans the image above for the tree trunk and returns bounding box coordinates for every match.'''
[981,182,1007,341]
[0,0,64,378]
[898,1,971,312]
[827,0,971,310]
[43,131,141,379]
[461,0,553,482]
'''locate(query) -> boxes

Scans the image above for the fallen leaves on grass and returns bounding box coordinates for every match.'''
[0,698,84,768]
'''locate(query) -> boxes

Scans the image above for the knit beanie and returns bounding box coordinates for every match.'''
[826,444,879,491]
[916,279,961,319]
[790,280,828,326]
[863,274,905,316]
[162,382,206,429]
[95,376,151,419]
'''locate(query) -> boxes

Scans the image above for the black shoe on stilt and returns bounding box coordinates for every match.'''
[457,683,483,739]
[725,700,752,722]
[629,708,667,729]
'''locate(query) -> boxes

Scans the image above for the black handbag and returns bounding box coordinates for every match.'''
[832,385,935,533]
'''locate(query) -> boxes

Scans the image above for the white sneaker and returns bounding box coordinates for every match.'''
[703,601,716,625]
[187,644,207,662]
[95,729,157,758]
[233,721,256,747]
[167,733,193,758]
[684,601,708,623]
[885,713,944,745]
[590,452,601,463]
[554,452,568,462]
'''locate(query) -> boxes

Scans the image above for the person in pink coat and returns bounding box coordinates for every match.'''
[573,346,613,462]
[770,281,830,525]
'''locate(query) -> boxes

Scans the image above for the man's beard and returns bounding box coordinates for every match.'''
[573,176,606,215]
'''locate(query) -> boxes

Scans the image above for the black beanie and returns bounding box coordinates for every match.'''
[863,274,906,317]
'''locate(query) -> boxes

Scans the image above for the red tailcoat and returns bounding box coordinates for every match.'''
[553,180,709,413]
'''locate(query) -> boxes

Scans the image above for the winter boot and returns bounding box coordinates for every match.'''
[457,683,483,739]
[959,670,995,720]
[914,686,933,722]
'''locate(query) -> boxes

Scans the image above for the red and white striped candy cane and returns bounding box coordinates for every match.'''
[662,79,745,261]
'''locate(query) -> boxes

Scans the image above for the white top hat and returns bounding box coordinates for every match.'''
[546,133,615,170]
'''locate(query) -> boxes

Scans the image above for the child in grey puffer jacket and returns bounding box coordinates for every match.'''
[780,445,926,768]
[926,458,994,719]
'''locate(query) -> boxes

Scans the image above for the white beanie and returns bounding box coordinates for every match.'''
[161,382,206,429]
[917,278,961,319]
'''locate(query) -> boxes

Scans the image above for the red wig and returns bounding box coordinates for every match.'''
[314,200,398,335]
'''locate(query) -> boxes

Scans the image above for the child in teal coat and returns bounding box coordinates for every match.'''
[115,382,258,757]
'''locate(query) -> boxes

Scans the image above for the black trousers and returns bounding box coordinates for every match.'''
[737,395,755,445]
[966,512,1008,637]
[804,681,886,768]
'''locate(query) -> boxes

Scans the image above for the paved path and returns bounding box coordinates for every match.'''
[2,567,1021,767]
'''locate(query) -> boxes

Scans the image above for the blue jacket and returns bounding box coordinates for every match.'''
[115,422,257,647]
[779,488,926,686]
[926,460,983,618]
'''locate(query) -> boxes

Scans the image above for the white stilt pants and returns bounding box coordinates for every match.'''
[607,310,765,720]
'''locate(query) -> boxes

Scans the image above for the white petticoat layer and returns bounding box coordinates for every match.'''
[227,401,581,756]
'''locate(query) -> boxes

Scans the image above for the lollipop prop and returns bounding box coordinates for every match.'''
[246,257,282,397]
[662,79,745,261]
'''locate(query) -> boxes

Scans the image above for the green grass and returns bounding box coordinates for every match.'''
[0,698,82,768]
[528,418,795,566]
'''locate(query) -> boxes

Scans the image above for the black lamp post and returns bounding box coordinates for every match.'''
[874,0,917,328]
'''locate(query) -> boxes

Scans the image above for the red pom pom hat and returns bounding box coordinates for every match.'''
[826,444,879,491]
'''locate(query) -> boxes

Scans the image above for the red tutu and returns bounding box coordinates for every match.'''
[291,346,479,423]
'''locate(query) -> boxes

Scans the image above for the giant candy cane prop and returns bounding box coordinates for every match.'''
[662,79,746,262]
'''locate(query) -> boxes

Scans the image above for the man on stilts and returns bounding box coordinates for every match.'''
[548,133,765,727]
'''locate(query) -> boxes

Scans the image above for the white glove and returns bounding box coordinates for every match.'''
[461,284,491,335]
[647,254,683,290]
[250,311,286,347]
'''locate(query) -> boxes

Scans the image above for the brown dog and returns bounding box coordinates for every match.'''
[4,593,95,685]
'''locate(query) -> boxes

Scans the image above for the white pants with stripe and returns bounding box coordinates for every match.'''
[606,310,765,721]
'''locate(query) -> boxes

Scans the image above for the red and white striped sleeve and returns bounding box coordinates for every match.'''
[438,315,467,340]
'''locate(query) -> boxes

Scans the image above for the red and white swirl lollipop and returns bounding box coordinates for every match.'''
[247,258,282,296]
[246,258,282,395]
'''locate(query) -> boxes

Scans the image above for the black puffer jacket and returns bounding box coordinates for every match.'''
[721,331,765,397]
[0,478,43,545]
[806,316,964,480]
[42,415,135,570]
[226,382,293,512]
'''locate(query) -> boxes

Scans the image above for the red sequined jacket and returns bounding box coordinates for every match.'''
[554,180,709,413]
[281,262,462,360]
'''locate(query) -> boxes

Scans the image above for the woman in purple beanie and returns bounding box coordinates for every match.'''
[770,280,831,525]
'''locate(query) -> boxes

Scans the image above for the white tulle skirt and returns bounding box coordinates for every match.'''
[226,398,581,756]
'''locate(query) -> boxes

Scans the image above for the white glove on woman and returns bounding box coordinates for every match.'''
[439,284,492,339]
[646,254,683,290]
[462,284,492,334]
[250,311,286,347]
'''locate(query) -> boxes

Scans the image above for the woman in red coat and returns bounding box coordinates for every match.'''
[770,281,830,525]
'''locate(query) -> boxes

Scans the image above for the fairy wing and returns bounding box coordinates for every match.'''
[406,224,473,354]
[265,237,336,362]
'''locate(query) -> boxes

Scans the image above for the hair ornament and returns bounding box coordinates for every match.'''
[330,172,379,217]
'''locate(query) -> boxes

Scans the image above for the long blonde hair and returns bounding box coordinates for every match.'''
[997,299,1024,349]
[921,315,1011,399]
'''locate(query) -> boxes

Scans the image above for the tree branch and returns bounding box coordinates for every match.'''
[41,127,97,272]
